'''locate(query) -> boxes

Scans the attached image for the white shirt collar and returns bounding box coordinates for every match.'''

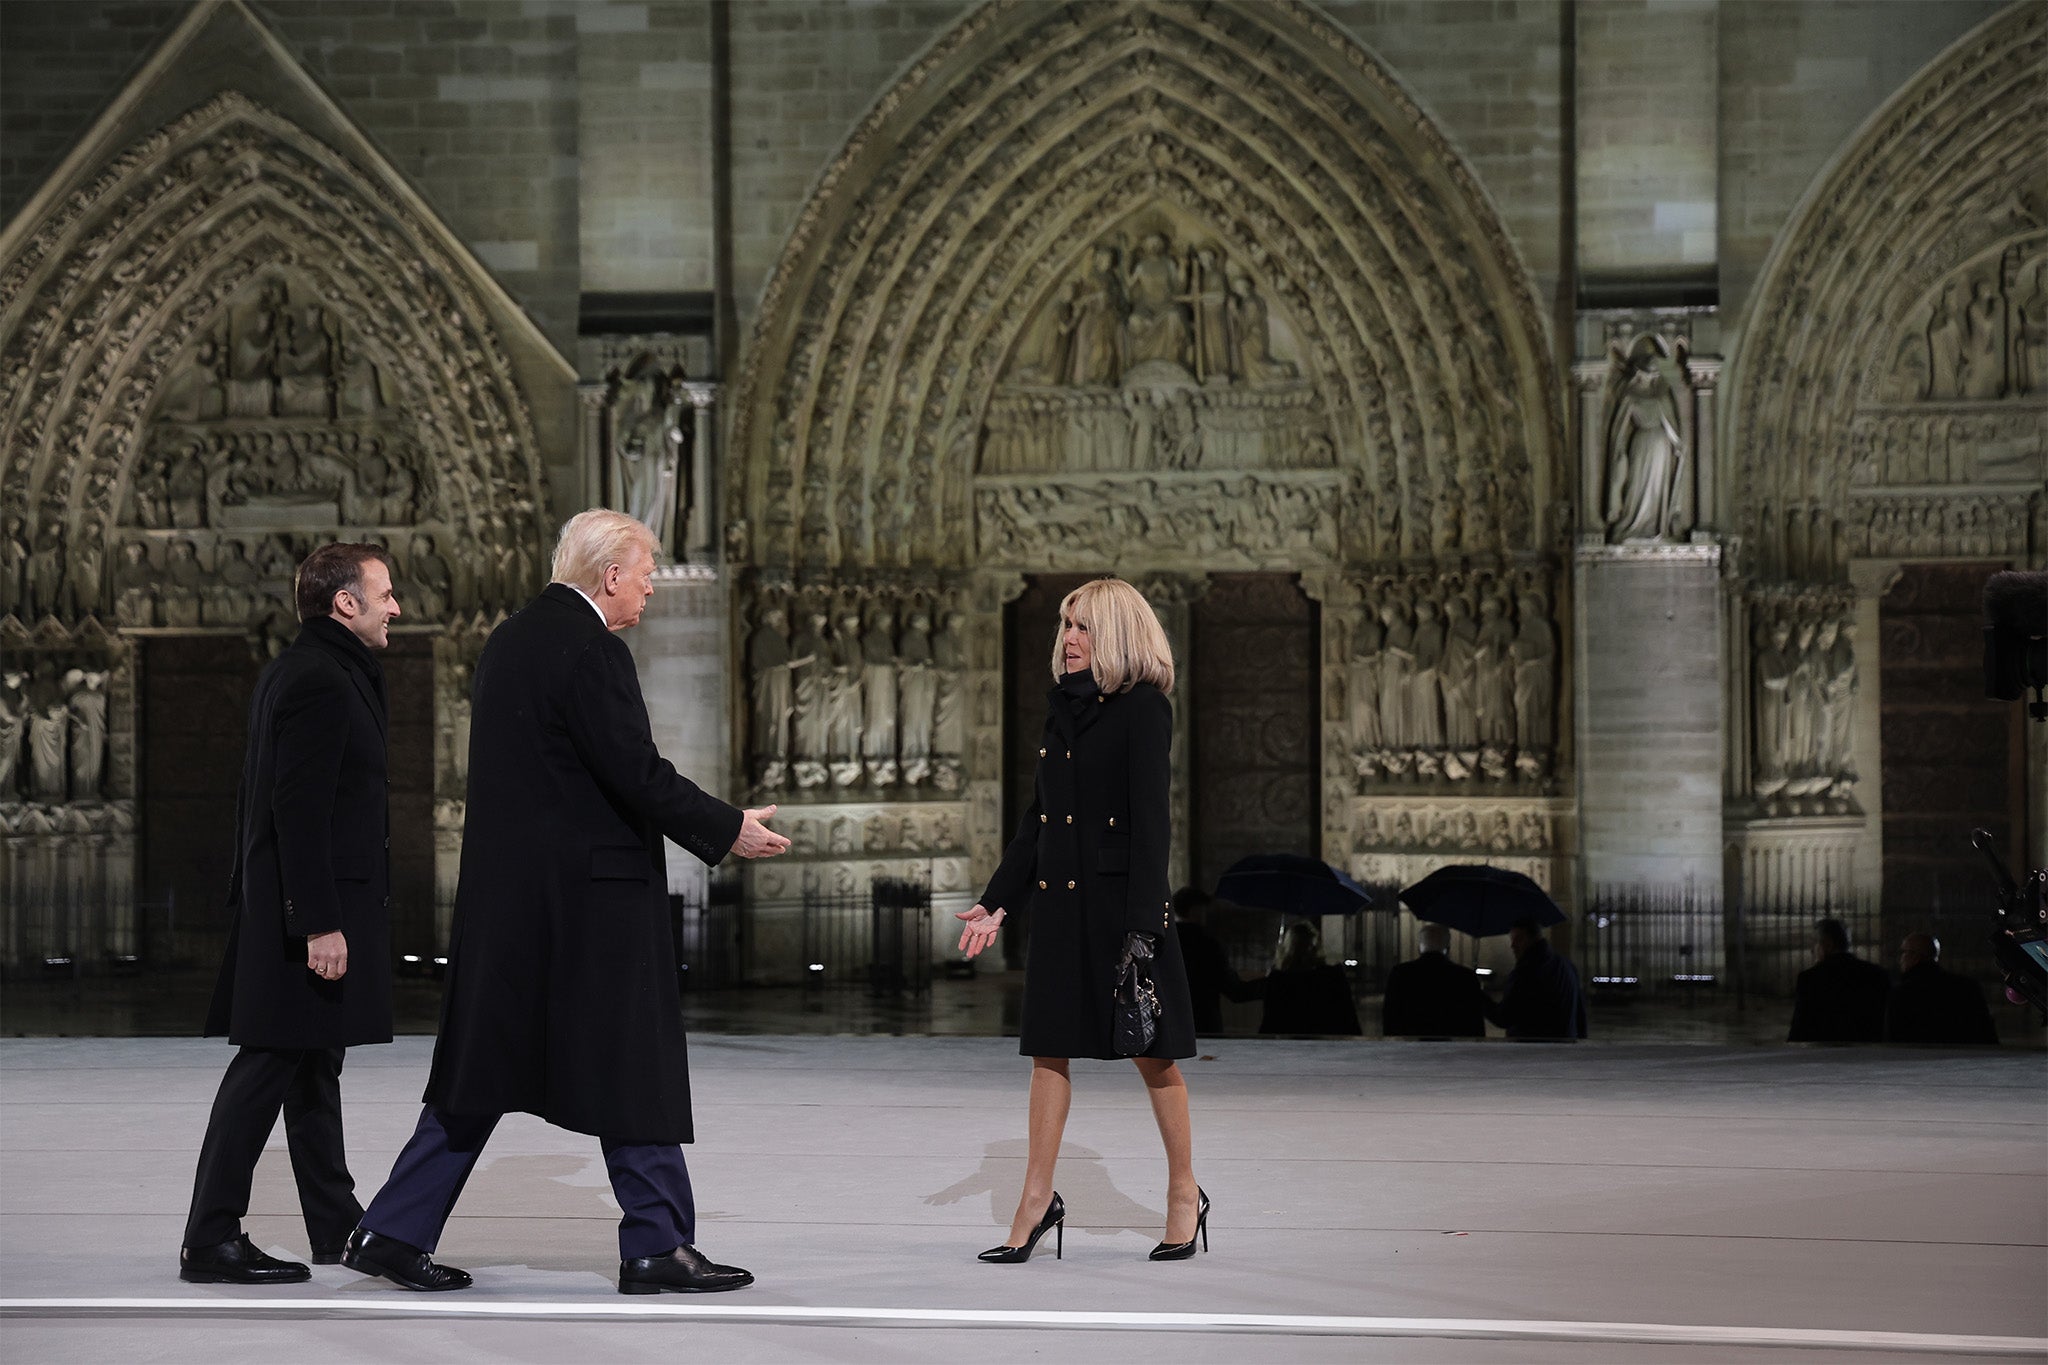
[564,583,609,628]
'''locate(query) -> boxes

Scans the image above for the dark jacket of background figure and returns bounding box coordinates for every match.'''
[1174,918,1262,1034]
[423,585,743,1144]
[205,617,393,1050]
[1485,938,1588,1039]
[981,680,1195,1060]
[1382,952,1487,1038]
[1259,963,1362,1036]
[1787,950,1890,1042]
[1885,960,1998,1045]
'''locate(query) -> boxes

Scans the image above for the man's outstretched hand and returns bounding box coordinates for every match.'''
[733,804,792,858]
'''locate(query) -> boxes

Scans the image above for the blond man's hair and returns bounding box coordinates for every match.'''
[1050,577,1175,694]
[550,508,657,592]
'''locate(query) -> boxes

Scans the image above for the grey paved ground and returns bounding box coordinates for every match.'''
[1,1035,2043,1362]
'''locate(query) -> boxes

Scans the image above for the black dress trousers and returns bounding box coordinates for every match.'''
[183,1046,362,1251]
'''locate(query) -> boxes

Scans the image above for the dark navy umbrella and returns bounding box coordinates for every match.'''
[1214,854,1375,918]
[1399,865,1564,938]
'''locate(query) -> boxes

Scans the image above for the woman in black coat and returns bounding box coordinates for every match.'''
[956,578,1207,1264]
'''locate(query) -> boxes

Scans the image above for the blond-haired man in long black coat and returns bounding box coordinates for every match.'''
[344,510,788,1296]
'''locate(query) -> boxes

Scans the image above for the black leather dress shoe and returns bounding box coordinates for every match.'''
[340,1227,472,1292]
[618,1244,754,1294]
[179,1234,311,1285]
[309,1247,344,1266]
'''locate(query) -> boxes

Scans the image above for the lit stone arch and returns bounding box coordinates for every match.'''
[1724,2,2046,584]
[728,0,1562,575]
[0,91,550,622]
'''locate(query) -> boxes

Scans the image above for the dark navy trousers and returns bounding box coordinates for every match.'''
[360,1105,696,1260]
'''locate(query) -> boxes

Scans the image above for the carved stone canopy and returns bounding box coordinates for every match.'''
[1725,2,2047,584]
[727,0,1563,575]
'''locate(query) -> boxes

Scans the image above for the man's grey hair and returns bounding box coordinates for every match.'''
[551,509,656,593]
[1417,922,1450,955]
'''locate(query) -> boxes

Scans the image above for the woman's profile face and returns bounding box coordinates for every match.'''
[1061,609,1093,675]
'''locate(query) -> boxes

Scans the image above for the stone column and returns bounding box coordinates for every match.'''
[1574,541,1725,895]
[682,381,718,565]
[577,381,611,509]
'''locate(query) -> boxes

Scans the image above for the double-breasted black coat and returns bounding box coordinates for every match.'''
[423,585,743,1144]
[204,617,394,1050]
[980,677,1196,1060]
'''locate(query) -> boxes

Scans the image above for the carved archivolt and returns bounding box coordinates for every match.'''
[1726,3,2047,583]
[728,0,1562,574]
[0,92,550,630]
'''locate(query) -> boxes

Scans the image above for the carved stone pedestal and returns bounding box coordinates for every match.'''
[1574,542,1724,895]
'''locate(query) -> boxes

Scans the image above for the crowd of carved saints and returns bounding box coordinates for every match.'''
[0,662,109,807]
[1749,598,1860,814]
[1342,576,1558,786]
[744,582,966,797]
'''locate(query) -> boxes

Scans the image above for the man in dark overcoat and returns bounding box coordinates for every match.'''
[1885,932,1998,1045]
[1382,922,1487,1038]
[344,510,789,1295]
[1484,917,1588,1040]
[180,543,402,1284]
[1787,917,1891,1042]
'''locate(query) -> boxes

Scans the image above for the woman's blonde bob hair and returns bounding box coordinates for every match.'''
[1050,577,1175,695]
[551,508,657,592]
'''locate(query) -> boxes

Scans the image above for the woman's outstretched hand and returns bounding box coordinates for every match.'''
[955,905,1006,959]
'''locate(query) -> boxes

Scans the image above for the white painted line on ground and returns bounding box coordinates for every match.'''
[2,1299,2043,1355]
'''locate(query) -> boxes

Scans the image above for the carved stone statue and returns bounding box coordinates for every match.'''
[788,607,829,788]
[1603,340,1688,543]
[1225,265,1295,382]
[0,515,25,614]
[228,280,285,419]
[0,670,25,798]
[1347,599,1384,768]
[747,604,795,789]
[1751,616,1794,799]
[26,669,68,802]
[861,603,899,785]
[1188,247,1232,385]
[2017,264,2048,397]
[1408,596,1445,757]
[1014,279,1078,385]
[1067,245,1126,386]
[277,304,334,417]
[65,668,108,801]
[1376,599,1412,758]
[612,375,684,554]
[1785,617,1824,795]
[1440,594,1480,755]
[1925,284,1964,400]
[932,608,966,776]
[1509,591,1556,760]
[411,533,451,619]
[897,607,937,786]
[1124,232,1192,374]
[163,539,205,628]
[1962,279,2006,401]
[826,609,865,786]
[1818,617,1859,797]
[1473,590,1516,749]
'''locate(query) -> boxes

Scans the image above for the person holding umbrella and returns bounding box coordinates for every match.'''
[1401,866,1587,1040]
[1487,916,1588,1040]
[954,578,1206,1264]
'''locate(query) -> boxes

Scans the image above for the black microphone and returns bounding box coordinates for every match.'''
[1971,827,2020,904]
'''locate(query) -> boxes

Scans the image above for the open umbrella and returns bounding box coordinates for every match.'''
[1399,865,1563,938]
[1214,854,1375,918]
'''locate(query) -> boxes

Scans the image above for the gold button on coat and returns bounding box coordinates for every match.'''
[1039,814,1047,823]
[1066,880,1076,890]
[1108,817,1116,827]
[1038,747,1046,757]
[1065,815,1073,824]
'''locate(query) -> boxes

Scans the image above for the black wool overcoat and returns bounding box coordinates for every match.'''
[423,586,742,1144]
[204,617,394,1050]
[981,679,1196,1060]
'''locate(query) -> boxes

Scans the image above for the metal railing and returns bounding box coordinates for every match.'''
[801,871,933,997]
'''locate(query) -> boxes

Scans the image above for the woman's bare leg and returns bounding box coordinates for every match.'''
[1007,1057,1071,1245]
[1135,1057,1199,1243]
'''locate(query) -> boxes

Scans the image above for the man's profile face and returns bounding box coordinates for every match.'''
[1508,926,1532,959]
[339,558,400,650]
[604,546,657,631]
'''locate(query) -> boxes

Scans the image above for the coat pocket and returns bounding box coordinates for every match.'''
[1096,846,1130,876]
[333,858,373,883]
[590,846,652,882]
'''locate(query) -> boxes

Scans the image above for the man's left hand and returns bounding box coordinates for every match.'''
[732,804,791,858]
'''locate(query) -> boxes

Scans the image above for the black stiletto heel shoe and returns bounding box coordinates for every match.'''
[978,1192,1065,1263]
[1148,1187,1209,1261]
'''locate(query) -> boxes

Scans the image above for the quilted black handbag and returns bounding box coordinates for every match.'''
[1112,933,1162,1056]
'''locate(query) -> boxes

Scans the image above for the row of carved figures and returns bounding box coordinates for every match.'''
[1903,256,2048,402]
[0,659,110,805]
[1750,603,1859,810]
[154,279,392,423]
[1344,583,1559,784]
[128,429,429,531]
[5,525,543,629]
[746,587,967,794]
[1011,232,1297,389]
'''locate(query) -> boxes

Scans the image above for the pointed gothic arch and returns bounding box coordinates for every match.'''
[727,0,1564,574]
[1724,2,2046,584]
[0,91,552,622]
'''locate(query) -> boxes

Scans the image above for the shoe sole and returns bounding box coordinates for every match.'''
[339,1257,469,1292]
[178,1269,310,1285]
[618,1278,754,1295]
